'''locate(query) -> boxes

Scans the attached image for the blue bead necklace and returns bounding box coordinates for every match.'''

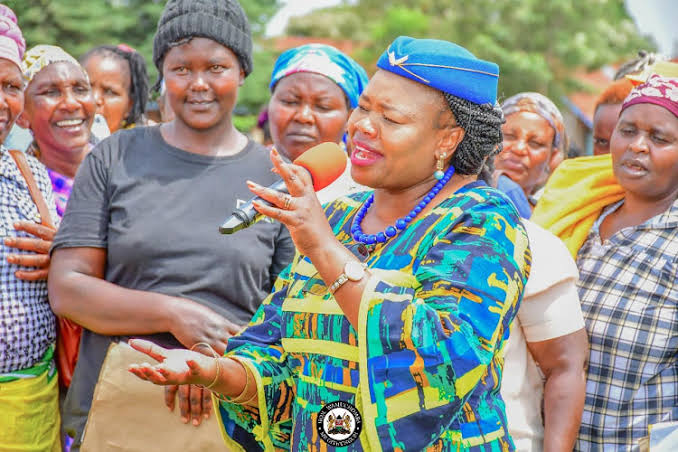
[351,165,456,245]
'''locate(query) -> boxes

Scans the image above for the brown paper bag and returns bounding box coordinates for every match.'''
[81,342,228,451]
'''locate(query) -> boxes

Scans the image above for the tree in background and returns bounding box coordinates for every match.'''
[6,0,281,118]
[286,0,654,102]
[6,0,164,80]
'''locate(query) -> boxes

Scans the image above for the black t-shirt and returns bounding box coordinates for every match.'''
[53,126,294,443]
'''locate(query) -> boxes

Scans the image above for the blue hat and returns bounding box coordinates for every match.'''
[376,36,499,105]
[270,44,368,109]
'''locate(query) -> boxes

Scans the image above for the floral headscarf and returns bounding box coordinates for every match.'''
[22,44,84,84]
[622,74,678,119]
[501,92,568,155]
[270,44,368,109]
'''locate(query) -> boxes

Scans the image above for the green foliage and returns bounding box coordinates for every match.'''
[6,0,165,83]
[5,0,652,117]
[286,5,370,41]
[242,0,281,37]
[233,114,258,133]
[286,0,654,103]
[238,48,276,113]
[371,7,429,42]
[5,0,281,109]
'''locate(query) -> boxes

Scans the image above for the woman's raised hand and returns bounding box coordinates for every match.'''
[247,148,337,258]
[127,339,216,387]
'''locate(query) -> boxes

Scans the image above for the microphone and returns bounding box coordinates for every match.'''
[219,142,347,234]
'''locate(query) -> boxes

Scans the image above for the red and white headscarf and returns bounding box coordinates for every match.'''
[622,74,678,119]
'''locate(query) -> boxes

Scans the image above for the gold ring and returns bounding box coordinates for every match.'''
[283,195,293,210]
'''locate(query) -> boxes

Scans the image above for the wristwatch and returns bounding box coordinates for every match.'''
[329,260,367,295]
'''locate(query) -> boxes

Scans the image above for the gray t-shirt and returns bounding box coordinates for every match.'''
[52,126,294,444]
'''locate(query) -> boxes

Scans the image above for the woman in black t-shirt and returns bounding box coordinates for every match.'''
[48,0,295,448]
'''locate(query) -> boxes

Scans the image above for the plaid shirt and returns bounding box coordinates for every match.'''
[0,146,58,374]
[576,199,678,451]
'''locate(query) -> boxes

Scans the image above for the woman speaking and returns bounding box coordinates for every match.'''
[129,37,531,451]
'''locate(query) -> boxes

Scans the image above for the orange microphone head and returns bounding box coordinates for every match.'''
[292,142,347,191]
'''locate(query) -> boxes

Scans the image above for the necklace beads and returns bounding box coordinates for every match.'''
[350,165,455,245]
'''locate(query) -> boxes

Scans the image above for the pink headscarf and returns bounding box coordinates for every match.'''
[0,4,25,69]
[622,74,678,119]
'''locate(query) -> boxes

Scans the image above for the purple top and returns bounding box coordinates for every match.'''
[47,168,73,218]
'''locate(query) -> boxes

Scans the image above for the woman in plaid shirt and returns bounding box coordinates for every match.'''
[536,74,678,451]
[573,74,678,451]
[0,5,62,450]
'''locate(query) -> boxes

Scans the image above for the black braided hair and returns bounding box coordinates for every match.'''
[443,92,505,175]
[81,45,150,126]
[478,156,495,187]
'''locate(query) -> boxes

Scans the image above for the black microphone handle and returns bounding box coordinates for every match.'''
[219,179,289,234]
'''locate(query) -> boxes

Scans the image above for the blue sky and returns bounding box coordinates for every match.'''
[267,0,677,57]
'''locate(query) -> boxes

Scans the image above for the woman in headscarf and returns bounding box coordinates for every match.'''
[48,0,295,448]
[593,61,678,158]
[80,44,150,133]
[128,36,532,451]
[533,74,678,450]
[267,43,368,203]
[575,74,678,450]
[494,92,568,214]
[0,5,61,451]
[11,45,99,399]
[18,45,97,218]
[484,91,588,452]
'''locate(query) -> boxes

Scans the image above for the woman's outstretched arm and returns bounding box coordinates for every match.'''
[127,339,257,405]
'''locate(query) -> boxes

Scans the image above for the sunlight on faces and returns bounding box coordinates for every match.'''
[0,59,24,144]
[162,37,244,132]
[611,103,678,202]
[20,61,95,156]
[496,111,556,195]
[346,69,460,191]
[83,54,132,133]
[593,103,623,156]
[269,72,350,162]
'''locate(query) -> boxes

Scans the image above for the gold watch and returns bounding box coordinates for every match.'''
[329,260,367,295]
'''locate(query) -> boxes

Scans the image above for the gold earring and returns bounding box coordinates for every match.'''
[434,153,446,180]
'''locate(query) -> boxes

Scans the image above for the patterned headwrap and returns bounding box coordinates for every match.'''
[22,44,84,84]
[622,74,678,119]
[270,44,368,109]
[502,92,568,154]
[0,4,25,69]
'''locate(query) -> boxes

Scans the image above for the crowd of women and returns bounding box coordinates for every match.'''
[0,0,676,451]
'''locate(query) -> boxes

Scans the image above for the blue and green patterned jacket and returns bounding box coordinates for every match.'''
[216,182,531,451]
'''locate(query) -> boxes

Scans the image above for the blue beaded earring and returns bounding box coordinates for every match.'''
[434,153,446,180]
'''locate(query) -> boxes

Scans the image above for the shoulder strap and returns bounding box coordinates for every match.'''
[8,149,55,229]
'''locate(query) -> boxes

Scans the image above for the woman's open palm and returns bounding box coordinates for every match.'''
[127,339,215,387]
